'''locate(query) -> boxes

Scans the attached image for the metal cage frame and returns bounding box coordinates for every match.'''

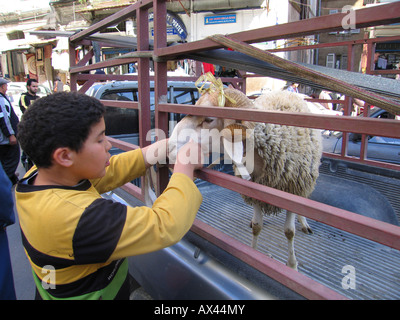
[68,0,400,300]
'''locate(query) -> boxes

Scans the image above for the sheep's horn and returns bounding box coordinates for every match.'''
[221,123,249,141]
[195,72,237,107]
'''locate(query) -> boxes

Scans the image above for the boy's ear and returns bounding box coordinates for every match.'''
[52,147,74,167]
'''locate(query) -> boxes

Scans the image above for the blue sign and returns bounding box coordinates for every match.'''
[204,14,236,25]
[149,11,188,40]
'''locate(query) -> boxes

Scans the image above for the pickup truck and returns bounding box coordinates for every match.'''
[91,80,400,300]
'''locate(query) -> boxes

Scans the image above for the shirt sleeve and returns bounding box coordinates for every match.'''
[19,94,29,114]
[90,148,147,194]
[0,98,14,137]
[72,173,202,264]
[111,173,203,259]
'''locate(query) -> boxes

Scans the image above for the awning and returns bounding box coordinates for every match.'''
[0,39,31,52]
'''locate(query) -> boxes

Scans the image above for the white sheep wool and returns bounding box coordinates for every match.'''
[242,91,322,216]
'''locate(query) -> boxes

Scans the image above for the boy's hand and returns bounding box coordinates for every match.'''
[173,140,205,180]
[142,138,169,168]
[142,138,205,180]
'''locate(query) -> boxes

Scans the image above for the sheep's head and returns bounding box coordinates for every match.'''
[168,73,254,178]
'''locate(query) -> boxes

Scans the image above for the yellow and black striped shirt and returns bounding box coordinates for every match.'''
[15,149,202,300]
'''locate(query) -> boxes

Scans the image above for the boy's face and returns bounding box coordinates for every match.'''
[72,117,112,180]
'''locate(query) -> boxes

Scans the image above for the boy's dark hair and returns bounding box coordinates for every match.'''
[26,78,38,87]
[17,92,105,168]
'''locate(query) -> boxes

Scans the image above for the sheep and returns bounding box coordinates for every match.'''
[166,74,322,270]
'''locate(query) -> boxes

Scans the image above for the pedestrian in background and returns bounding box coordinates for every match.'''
[0,163,16,300]
[286,82,299,93]
[19,78,39,115]
[19,78,39,171]
[0,78,20,185]
[53,76,64,92]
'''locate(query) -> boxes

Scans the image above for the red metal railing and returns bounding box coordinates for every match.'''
[68,0,400,300]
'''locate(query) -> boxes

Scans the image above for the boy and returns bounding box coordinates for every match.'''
[15,92,203,300]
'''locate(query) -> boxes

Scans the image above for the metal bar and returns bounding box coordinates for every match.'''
[191,219,348,300]
[121,183,144,202]
[70,0,153,43]
[359,106,370,161]
[155,2,400,59]
[208,34,400,115]
[138,68,151,145]
[77,80,94,94]
[372,69,400,75]
[68,41,77,92]
[136,5,152,202]
[304,98,344,105]
[77,73,139,82]
[365,42,375,75]
[158,103,400,139]
[137,5,151,149]
[267,35,400,54]
[194,168,400,251]
[340,97,352,157]
[70,57,136,74]
[115,51,153,59]
[153,0,169,195]
[347,44,354,72]
[107,136,139,151]
[100,100,139,109]
[322,152,400,172]
[76,48,94,67]
[76,73,201,82]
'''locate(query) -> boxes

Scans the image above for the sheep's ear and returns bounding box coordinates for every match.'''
[221,123,249,141]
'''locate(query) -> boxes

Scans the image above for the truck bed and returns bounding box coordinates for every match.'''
[107,157,400,300]
[195,160,400,300]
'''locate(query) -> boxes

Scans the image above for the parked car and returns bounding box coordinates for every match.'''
[324,108,400,164]
[7,82,51,118]
[87,80,208,152]
[88,80,201,126]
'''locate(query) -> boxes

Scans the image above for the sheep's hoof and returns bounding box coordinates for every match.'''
[250,221,262,236]
[286,260,298,271]
[301,226,313,234]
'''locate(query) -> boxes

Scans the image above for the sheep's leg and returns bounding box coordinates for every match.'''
[284,210,298,271]
[250,203,263,249]
[297,215,313,234]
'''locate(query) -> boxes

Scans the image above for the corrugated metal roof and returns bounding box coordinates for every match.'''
[187,49,400,101]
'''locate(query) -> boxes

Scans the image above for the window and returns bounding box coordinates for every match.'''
[326,53,336,68]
